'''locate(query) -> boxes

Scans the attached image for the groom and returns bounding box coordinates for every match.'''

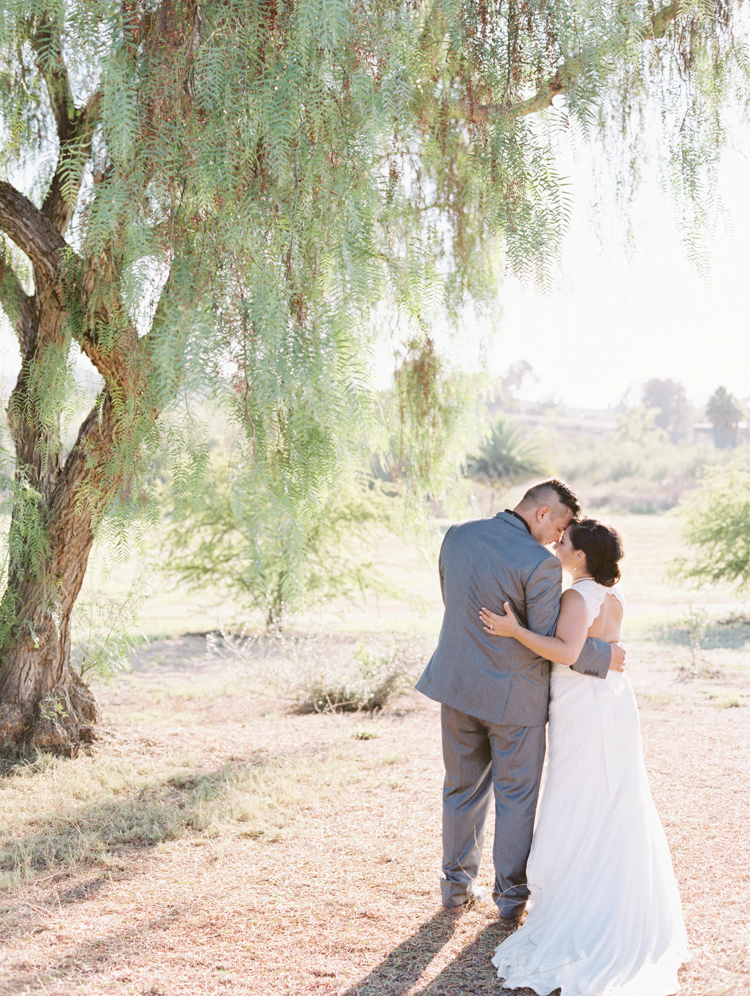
[416,478,625,922]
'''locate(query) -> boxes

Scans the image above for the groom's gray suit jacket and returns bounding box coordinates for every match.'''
[416,511,611,727]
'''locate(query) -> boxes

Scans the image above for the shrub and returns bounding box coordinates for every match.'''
[162,460,407,632]
[295,643,420,714]
[672,459,750,590]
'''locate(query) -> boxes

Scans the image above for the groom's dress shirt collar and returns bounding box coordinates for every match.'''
[504,508,532,535]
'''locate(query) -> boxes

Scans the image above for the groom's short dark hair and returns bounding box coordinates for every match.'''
[520,478,581,520]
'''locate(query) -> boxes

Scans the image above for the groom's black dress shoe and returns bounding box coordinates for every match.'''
[442,885,490,914]
[496,904,527,928]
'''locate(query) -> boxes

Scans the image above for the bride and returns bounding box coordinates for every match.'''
[479,517,688,996]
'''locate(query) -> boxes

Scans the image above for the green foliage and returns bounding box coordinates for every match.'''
[7,474,49,581]
[672,459,750,590]
[542,408,734,513]
[467,415,544,498]
[71,576,151,679]
[387,337,475,500]
[616,406,668,447]
[1,1,743,519]
[162,455,405,630]
[0,0,747,695]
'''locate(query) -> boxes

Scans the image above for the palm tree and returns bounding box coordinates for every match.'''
[706,387,744,449]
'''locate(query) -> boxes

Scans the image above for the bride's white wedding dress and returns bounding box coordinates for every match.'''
[492,579,688,996]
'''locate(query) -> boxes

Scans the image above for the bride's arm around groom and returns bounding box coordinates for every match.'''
[415,479,623,918]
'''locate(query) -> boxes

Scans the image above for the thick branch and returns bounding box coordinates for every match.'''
[72,252,145,395]
[31,16,75,139]
[0,251,35,335]
[456,2,681,123]
[0,184,141,398]
[0,182,68,284]
[41,91,101,235]
[31,16,101,234]
[53,390,117,540]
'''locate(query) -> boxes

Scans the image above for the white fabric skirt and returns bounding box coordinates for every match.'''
[492,664,688,996]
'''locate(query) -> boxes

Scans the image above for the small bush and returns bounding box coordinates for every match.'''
[353,726,379,740]
[295,641,423,714]
[672,459,750,590]
[205,629,427,714]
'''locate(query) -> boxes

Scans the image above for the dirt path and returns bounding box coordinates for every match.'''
[0,634,748,996]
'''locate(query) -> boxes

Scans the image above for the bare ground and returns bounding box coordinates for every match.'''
[0,633,748,996]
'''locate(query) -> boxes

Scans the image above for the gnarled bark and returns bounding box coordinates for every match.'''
[0,5,192,753]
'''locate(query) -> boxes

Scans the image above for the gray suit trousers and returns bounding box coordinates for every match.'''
[440,703,545,917]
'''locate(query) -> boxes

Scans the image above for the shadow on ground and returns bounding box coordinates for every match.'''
[343,914,555,996]
[0,758,264,884]
[0,905,189,995]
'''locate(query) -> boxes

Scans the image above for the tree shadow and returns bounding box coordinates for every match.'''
[0,905,189,994]
[0,759,257,889]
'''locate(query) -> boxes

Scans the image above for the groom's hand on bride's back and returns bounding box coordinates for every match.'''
[608,642,626,673]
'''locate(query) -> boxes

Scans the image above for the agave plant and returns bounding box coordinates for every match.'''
[467,416,544,509]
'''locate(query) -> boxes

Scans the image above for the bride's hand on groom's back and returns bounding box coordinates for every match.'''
[608,642,626,672]
[479,603,519,637]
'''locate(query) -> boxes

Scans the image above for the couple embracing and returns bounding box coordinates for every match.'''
[416,478,688,996]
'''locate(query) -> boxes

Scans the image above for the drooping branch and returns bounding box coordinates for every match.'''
[31,16,101,235]
[648,2,680,39]
[30,16,75,135]
[456,2,681,123]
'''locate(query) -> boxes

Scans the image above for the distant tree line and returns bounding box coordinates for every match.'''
[642,378,745,450]
[489,366,746,451]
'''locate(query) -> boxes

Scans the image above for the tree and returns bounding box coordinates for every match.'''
[0,1,745,750]
[706,386,744,449]
[163,460,401,632]
[616,405,667,447]
[672,461,750,590]
[642,379,694,443]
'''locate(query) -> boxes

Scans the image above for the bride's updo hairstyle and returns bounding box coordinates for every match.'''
[568,518,624,588]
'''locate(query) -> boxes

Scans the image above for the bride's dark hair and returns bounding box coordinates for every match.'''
[568,518,624,588]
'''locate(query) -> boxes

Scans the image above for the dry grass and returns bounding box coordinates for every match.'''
[0,630,747,995]
[1,511,749,995]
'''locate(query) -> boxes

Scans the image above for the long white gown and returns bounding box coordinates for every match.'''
[492,580,688,996]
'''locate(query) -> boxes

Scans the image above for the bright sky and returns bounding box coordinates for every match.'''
[462,142,750,412]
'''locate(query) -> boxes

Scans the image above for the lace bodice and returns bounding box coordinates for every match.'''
[570,578,625,628]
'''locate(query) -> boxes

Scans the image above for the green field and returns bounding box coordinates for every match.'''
[84,508,750,644]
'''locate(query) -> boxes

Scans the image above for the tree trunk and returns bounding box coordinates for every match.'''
[0,479,99,751]
[0,14,179,754]
[0,294,120,753]
[0,178,165,753]
[0,597,100,753]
